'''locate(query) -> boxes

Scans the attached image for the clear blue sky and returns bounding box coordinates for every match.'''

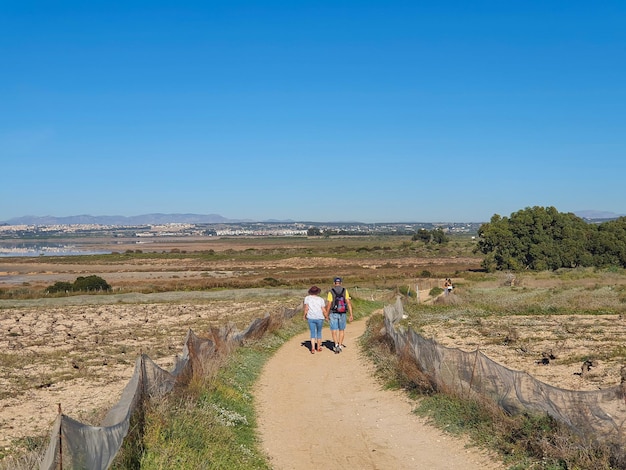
[2,1,625,223]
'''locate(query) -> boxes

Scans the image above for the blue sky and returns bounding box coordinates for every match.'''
[2,1,625,223]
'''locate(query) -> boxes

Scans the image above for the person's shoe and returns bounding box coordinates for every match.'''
[333,344,339,354]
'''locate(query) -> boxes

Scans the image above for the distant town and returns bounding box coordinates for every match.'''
[0,209,620,242]
[0,221,482,239]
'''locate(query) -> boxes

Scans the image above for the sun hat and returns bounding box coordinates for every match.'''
[334,277,342,283]
[308,285,321,295]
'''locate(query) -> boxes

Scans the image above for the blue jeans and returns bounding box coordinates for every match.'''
[329,312,347,331]
[308,318,324,339]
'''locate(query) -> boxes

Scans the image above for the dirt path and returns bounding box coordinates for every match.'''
[255,316,504,469]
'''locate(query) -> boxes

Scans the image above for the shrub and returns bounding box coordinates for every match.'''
[429,287,443,297]
[45,281,74,294]
[262,277,281,287]
[73,275,112,292]
[45,275,112,294]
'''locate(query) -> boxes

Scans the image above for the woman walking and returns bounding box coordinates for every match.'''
[303,285,327,354]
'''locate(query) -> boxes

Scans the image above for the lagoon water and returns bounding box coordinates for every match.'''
[0,243,111,257]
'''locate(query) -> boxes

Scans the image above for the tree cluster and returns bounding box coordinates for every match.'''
[46,275,112,294]
[475,206,626,271]
[412,228,449,244]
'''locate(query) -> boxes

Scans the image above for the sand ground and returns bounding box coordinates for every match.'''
[255,315,504,469]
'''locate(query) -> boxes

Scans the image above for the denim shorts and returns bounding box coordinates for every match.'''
[307,318,324,339]
[329,312,347,331]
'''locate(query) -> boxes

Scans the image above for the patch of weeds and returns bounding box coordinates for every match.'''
[607,345,626,359]
[0,434,47,469]
[429,286,444,297]
[262,277,281,287]
[414,391,618,470]
[0,353,32,370]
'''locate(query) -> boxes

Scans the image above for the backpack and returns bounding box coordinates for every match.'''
[331,287,347,313]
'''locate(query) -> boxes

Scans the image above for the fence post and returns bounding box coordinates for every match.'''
[57,403,62,470]
[468,348,480,400]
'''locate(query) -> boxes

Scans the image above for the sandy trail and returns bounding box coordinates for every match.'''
[255,315,503,470]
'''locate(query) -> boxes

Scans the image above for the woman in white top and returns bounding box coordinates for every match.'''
[303,285,327,354]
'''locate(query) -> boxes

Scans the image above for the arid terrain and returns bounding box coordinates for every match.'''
[418,312,626,392]
[1,235,476,453]
[1,235,625,460]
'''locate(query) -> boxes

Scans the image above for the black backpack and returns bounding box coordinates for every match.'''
[331,287,347,313]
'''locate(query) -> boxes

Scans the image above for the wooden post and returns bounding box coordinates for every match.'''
[58,403,63,470]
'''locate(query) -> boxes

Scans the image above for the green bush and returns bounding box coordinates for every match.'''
[45,281,74,294]
[429,286,443,297]
[45,275,111,294]
[73,275,111,292]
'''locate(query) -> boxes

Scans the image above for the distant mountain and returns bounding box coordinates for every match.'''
[574,210,625,220]
[3,213,253,226]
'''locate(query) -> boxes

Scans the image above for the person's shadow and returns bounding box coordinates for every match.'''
[300,340,333,352]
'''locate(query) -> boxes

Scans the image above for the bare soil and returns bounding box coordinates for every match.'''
[3,239,451,453]
[0,292,302,450]
[419,312,626,392]
[1,237,625,464]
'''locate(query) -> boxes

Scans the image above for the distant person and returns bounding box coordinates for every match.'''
[444,278,453,295]
[326,277,353,354]
[303,285,326,354]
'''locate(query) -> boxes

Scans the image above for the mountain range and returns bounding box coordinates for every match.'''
[1,211,623,226]
[573,210,625,220]
[1,213,255,226]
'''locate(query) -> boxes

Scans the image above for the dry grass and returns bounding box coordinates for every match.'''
[405,270,626,392]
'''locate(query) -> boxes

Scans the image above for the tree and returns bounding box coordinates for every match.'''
[475,206,596,271]
[431,228,449,244]
[307,227,322,236]
[72,275,111,292]
[412,228,449,245]
[412,229,431,243]
[589,217,626,267]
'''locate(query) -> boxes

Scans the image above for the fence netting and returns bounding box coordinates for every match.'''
[36,299,626,468]
[39,307,299,470]
[383,298,626,442]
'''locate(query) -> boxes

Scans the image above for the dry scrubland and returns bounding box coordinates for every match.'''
[416,280,626,392]
[1,234,626,459]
